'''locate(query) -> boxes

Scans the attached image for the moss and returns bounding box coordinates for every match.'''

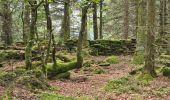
[39,92,75,100]
[98,62,110,67]
[54,72,70,79]
[136,73,154,84]
[154,86,170,97]
[0,72,17,86]
[46,60,77,79]
[104,77,129,92]
[32,40,49,51]
[0,69,51,90]
[103,56,119,64]
[132,52,144,65]
[56,53,76,62]
[17,75,50,90]
[93,68,105,74]
[162,67,170,78]
[160,55,170,60]
[0,50,24,61]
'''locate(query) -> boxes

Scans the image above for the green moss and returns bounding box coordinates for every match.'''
[47,60,77,78]
[0,72,17,86]
[39,92,75,100]
[136,73,154,84]
[32,40,49,50]
[0,50,24,61]
[105,77,129,92]
[154,86,170,97]
[103,56,119,64]
[160,55,170,60]
[162,67,170,78]
[54,72,70,79]
[93,68,105,74]
[132,52,144,65]
[56,53,76,62]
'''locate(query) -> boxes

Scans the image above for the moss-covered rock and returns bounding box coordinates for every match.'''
[53,72,70,79]
[47,60,77,79]
[103,56,119,64]
[162,67,170,78]
[136,73,154,84]
[0,50,25,61]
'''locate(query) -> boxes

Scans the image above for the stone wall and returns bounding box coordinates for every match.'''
[64,39,136,56]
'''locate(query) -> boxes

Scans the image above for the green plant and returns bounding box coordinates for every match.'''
[39,92,75,100]
[104,56,119,64]
[105,77,129,92]
[132,52,144,65]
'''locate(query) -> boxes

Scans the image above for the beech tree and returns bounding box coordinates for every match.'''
[144,0,157,77]
[1,0,13,46]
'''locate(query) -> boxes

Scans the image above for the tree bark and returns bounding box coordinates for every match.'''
[123,0,129,39]
[77,5,88,68]
[1,0,13,46]
[93,3,98,40]
[144,0,157,77]
[159,0,167,37]
[136,0,146,50]
[60,0,70,43]
[99,0,103,39]
[44,0,57,67]
[23,1,30,44]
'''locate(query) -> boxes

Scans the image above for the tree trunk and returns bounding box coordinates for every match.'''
[123,0,129,39]
[99,0,103,39]
[77,6,88,68]
[44,0,57,67]
[93,3,98,40]
[1,0,13,46]
[144,0,157,77]
[159,0,167,37]
[25,0,37,70]
[136,0,146,50]
[60,0,70,43]
[23,1,30,45]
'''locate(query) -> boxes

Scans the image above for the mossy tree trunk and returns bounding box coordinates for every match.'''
[77,5,88,68]
[25,0,43,70]
[99,0,103,39]
[23,1,30,45]
[60,0,70,43]
[1,0,13,46]
[123,0,129,40]
[93,2,98,40]
[144,0,157,77]
[159,0,167,37]
[136,0,146,51]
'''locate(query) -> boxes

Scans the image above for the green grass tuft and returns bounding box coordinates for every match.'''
[39,92,75,100]
[103,56,119,64]
[132,52,144,65]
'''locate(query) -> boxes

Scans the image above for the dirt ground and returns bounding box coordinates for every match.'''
[0,56,170,100]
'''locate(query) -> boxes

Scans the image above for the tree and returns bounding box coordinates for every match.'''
[77,3,88,68]
[123,0,129,39]
[1,0,13,46]
[144,0,157,77]
[22,1,30,44]
[60,0,70,43]
[99,0,103,39]
[136,0,146,50]
[159,0,167,37]
[25,0,43,70]
[93,2,98,40]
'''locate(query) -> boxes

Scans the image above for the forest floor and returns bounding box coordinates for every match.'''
[0,56,170,100]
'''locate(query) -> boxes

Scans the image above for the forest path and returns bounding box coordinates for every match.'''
[50,56,138,99]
